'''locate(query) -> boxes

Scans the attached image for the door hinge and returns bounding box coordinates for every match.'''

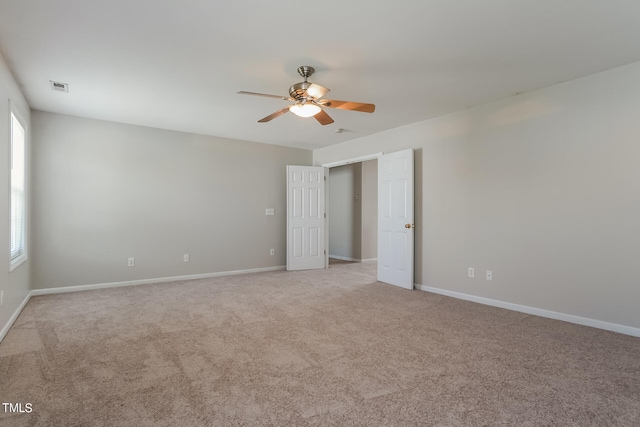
[324,250,326,254]
[324,176,326,181]
[324,213,326,218]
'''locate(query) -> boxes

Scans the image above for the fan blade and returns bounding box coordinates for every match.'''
[313,109,334,125]
[306,83,330,100]
[258,107,290,123]
[238,91,292,101]
[319,99,375,113]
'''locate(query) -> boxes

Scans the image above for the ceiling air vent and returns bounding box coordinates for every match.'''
[49,80,69,93]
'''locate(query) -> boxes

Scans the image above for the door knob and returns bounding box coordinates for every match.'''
[405,223,414,229]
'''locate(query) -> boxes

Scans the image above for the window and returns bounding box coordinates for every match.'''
[10,110,27,269]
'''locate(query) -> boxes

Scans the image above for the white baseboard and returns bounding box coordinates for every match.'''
[0,292,31,343]
[31,266,286,296]
[329,255,378,263]
[415,284,640,338]
[329,255,360,262]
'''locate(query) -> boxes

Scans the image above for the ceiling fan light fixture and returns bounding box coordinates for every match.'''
[289,103,321,118]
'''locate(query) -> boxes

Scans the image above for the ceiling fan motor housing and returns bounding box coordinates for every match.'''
[289,81,312,100]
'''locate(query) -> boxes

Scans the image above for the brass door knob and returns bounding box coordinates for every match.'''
[405,223,414,229]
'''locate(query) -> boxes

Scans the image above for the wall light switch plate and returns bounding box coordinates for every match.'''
[265,208,275,216]
[486,270,493,281]
[468,267,475,278]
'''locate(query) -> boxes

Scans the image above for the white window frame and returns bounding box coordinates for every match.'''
[10,103,27,271]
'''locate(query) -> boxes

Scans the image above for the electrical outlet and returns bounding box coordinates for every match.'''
[270,249,275,256]
[468,267,475,278]
[486,270,493,281]
[128,257,135,267]
[265,208,275,216]
[183,254,190,262]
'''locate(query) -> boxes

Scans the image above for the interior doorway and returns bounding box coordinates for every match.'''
[288,150,414,288]
[328,159,378,264]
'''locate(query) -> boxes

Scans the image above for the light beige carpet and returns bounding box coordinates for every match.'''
[1,262,639,426]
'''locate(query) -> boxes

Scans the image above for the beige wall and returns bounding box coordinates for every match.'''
[314,61,640,330]
[328,161,377,261]
[329,163,362,260]
[0,51,31,337]
[31,112,312,289]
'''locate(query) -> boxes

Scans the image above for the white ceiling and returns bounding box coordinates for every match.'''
[1,1,640,150]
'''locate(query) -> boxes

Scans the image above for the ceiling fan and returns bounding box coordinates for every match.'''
[238,66,375,125]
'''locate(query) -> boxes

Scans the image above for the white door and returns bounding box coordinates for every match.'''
[378,149,414,289]
[287,165,326,270]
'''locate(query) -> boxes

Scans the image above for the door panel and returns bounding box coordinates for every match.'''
[378,149,414,289]
[287,165,326,270]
